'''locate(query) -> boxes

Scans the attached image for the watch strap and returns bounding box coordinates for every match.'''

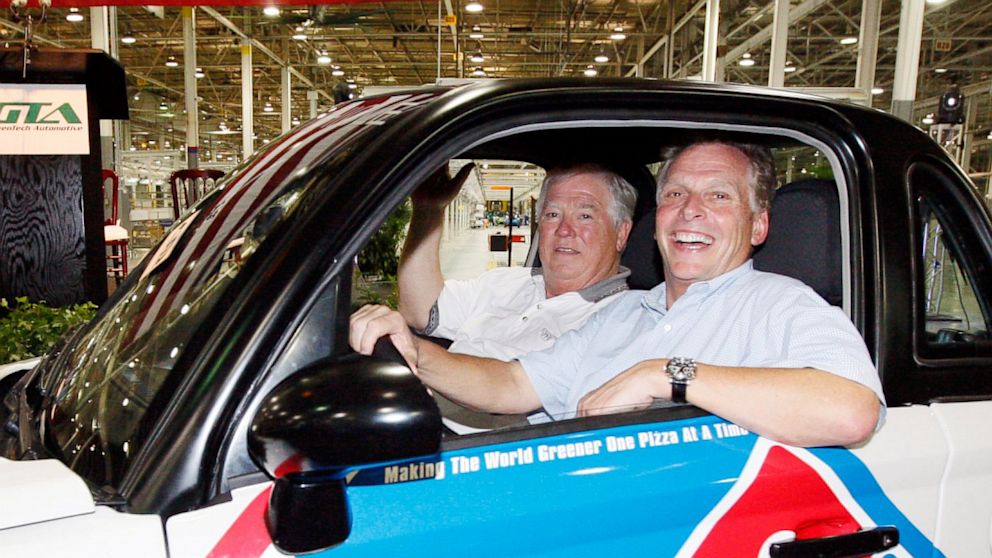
[670,379,688,404]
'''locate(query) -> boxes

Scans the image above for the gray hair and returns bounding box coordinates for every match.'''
[656,141,777,212]
[534,163,638,228]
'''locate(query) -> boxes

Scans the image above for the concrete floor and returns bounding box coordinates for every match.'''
[440,225,532,280]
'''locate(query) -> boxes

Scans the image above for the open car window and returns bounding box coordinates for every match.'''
[342,125,852,438]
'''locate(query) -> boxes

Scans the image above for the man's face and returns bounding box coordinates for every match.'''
[655,143,769,299]
[538,173,631,297]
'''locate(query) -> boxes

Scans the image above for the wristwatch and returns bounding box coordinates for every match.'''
[665,357,696,404]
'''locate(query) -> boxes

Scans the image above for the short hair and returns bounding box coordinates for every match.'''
[655,141,777,212]
[534,163,638,229]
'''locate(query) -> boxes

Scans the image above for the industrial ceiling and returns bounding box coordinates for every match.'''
[2,0,990,178]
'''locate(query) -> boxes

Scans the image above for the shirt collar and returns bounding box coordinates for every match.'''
[531,266,631,303]
[642,260,754,313]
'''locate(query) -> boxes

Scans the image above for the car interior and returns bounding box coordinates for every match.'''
[350,124,846,435]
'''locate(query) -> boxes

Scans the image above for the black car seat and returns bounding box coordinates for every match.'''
[620,178,842,306]
[753,178,842,306]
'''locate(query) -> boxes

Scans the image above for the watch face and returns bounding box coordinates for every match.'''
[668,358,695,381]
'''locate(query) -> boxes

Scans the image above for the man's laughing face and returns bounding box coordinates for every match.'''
[655,143,769,301]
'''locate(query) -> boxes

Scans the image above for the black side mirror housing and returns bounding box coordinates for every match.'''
[248,343,441,554]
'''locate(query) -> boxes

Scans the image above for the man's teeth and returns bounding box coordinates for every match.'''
[556,247,578,253]
[674,232,713,245]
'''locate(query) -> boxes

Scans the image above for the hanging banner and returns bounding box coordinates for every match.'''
[0,83,89,155]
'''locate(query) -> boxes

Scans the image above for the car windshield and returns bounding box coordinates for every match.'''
[32,92,442,491]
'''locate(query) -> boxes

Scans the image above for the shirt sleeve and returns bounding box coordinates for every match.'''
[758,286,885,405]
[426,273,489,338]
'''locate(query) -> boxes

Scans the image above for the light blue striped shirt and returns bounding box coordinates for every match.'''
[519,261,884,420]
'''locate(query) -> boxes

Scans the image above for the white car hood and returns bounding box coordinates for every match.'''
[0,356,41,382]
[0,457,95,530]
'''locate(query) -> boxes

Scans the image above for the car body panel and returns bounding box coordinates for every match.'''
[0,504,167,557]
[0,457,94,529]
[162,413,946,557]
[0,357,40,383]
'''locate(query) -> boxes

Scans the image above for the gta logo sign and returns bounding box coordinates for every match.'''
[0,84,89,155]
[0,102,83,126]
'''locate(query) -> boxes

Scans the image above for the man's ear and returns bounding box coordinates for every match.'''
[616,219,633,252]
[750,209,770,246]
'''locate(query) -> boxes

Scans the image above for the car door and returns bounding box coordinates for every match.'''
[902,157,992,556]
[165,88,965,557]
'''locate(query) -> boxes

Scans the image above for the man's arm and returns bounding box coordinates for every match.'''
[397,163,475,331]
[578,360,880,448]
[350,304,541,414]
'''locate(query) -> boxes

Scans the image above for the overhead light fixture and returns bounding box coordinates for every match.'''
[469,25,484,39]
[739,53,755,67]
[594,53,609,63]
[317,52,331,65]
[165,56,179,68]
[332,67,345,76]
[159,102,168,111]
[922,114,935,125]
[348,82,357,89]
[292,27,307,41]
[871,87,884,95]
[465,1,484,13]
[195,67,205,79]
[934,67,948,74]
[472,67,486,77]
[263,6,280,17]
[926,0,948,4]
[470,52,484,63]
[584,65,598,77]
[121,33,136,45]
[263,102,274,113]
[783,64,796,73]
[610,26,626,41]
[66,8,84,22]
[839,37,858,45]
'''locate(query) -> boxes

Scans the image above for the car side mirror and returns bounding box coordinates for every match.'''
[248,339,441,554]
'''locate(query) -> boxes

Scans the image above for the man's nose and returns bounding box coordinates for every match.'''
[555,216,576,236]
[679,193,705,220]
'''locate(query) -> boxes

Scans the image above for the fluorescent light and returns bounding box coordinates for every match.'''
[610,26,626,40]
[934,67,948,74]
[470,53,484,63]
[871,87,884,95]
[465,2,484,13]
[472,67,486,77]
[840,37,858,45]
[584,65,598,77]
[263,6,280,16]
[922,115,935,125]
[469,25,484,39]
[292,32,307,41]
[739,58,755,67]
[594,54,609,63]
[121,34,136,45]
[66,8,84,22]
[165,56,179,68]
[317,53,331,65]
[783,65,796,73]
[332,67,345,76]
[195,67,205,79]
